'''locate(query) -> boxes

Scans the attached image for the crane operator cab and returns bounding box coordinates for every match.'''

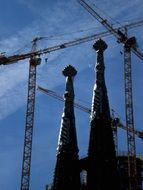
[30,56,41,66]
[0,52,9,64]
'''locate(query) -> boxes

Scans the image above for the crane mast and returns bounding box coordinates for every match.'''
[20,39,41,190]
[124,37,137,190]
[77,0,143,189]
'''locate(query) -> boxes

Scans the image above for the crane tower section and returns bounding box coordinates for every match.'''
[124,37,137,190]
[20,39,41,190]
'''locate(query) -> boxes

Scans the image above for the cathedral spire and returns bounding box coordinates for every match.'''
[91,38,110,119]
[53,65,80,190]
[87,39,120,190]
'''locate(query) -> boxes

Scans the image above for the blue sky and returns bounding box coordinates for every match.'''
[0,0,143,190]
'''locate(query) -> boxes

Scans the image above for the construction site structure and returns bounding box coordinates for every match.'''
[0,16,143,190]
[117,154,143,190]
[77,1,143,189]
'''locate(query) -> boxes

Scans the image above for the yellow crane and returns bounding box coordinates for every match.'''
[0,18,143,190]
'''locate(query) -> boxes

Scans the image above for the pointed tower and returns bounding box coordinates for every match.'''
[87,39,120,190]
[53,65,80,190]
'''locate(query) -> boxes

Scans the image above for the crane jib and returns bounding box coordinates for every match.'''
[0,18,143,65]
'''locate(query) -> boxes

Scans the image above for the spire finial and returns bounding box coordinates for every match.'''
[93,38,108,51]
[62,65,77,77]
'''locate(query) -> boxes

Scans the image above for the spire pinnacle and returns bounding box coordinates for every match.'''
[62,65,77,77]
[93,38,108,51]
[91,39,110,118]
[62,65,77,102]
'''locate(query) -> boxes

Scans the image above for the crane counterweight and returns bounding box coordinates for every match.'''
[30,57,41,66]
[125,36,137,48]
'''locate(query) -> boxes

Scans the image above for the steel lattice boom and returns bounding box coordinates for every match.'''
[37,85,143,140]
[0,19,143,66]
[77,0,143,60]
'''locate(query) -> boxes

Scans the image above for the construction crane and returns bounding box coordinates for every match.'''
[77,1,143,189]
[0,19,142,190]
[37,85,143,144]
[20,38,41,190]
[0,19,143,65]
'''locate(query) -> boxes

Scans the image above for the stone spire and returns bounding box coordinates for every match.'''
[91,38,110,119]
[87,39,120,190]
[53,65,80,190]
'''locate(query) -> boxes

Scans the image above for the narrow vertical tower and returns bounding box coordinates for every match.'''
[87,39,120,190]
[53,65,80,190]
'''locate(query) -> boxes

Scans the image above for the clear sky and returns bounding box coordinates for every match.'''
[0,0,143,190]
